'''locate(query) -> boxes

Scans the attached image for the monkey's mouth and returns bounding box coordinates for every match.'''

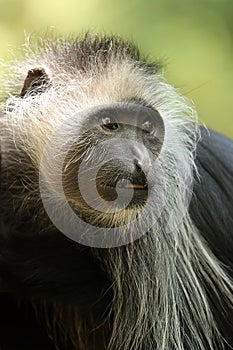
[103,183,148,190]
[100,177,148,189]
[97,179,148,206]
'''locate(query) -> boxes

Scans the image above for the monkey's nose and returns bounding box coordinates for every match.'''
[133,158,145,172]
[134,158,142,168]
[132,145,152,176]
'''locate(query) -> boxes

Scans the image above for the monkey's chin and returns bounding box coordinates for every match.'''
[67,195,145,229]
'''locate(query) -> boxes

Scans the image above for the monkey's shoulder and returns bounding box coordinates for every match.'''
[190,126,233,266]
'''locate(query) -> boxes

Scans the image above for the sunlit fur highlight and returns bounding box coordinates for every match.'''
[1,34,233,350]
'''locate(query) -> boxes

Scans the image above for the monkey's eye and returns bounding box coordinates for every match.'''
[141,119,154,134]
[101,116,119,131]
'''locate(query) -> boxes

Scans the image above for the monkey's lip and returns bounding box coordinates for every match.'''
[97,180,148,205]
[99,180,148,190]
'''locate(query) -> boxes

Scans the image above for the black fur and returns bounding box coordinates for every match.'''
[191,128,233,268]
[190,128,233,349]
[0,228,111,350]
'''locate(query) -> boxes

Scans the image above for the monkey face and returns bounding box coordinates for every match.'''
[56,102,165,228]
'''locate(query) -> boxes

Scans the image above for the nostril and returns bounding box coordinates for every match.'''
[133,158,143,172]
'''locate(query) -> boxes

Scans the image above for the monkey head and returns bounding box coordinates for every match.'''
[1,35,197,246]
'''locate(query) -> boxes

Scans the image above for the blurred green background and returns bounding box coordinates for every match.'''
[0,0,233,137]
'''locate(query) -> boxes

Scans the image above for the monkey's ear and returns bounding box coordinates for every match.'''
[20,67,51,97]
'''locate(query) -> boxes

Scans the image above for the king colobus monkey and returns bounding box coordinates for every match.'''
[0,34,233,350]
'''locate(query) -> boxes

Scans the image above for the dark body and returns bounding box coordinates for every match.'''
[0,127,233,349]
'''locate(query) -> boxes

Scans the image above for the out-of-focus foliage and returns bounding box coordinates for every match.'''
[0,0,233,137]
